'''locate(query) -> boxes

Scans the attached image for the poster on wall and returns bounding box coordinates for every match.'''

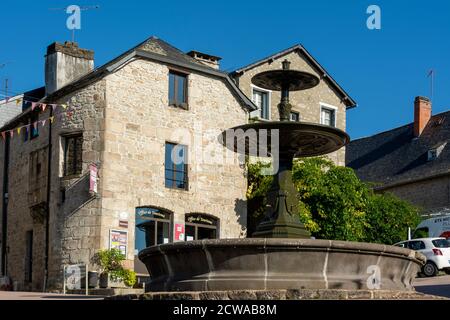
[109,229,128,256]
[175,224,185,242]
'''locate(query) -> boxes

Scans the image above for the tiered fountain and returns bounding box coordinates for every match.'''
[139,61,424,294]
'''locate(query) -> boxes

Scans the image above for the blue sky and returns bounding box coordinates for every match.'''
[0,0,449,139]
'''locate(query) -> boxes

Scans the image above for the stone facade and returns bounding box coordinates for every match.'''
[0,39,249,291]
[233,50,351,166]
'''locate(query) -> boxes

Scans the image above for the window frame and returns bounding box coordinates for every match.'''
[135,207,173,250]
[168,69,189,109]
[63,133,83,178]
[290,112,300,122]
[185,213,219,241]
[165,142,189,191]
[251,85,271,120]
[320,103,338,127]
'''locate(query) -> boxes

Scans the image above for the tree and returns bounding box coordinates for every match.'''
[247,157,421,244]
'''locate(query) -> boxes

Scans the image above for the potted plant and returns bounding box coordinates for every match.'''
[93,249,136,289]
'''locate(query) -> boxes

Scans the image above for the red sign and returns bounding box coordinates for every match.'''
[175,224,185,242]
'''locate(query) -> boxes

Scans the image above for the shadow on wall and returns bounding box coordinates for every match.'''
[234,198,256,238]
[62,173,96,217]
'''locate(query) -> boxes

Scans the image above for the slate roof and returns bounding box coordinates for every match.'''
[231,44,357,109]
[0,36,256,131]
[346,111,450,188]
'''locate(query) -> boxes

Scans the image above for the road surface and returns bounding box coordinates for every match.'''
[414,275,450,298]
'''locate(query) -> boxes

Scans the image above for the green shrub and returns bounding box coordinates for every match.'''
[247,157,421,244]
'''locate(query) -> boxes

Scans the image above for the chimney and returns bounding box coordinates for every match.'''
[414,96,432,137]
[187,50,222,70]
[45,42,94,95]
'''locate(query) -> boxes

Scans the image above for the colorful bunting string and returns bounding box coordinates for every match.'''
[0,105,76,143]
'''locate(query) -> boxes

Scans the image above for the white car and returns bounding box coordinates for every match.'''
[394,238,450,277]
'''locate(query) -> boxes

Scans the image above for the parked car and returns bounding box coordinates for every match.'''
[394,238,450,277]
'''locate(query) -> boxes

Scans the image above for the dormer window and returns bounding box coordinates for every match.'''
[428,149,438,161]
[428,142,447,161]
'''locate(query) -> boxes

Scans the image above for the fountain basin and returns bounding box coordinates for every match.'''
[139,239,425,292]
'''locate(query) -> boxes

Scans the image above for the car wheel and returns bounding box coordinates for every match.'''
[422,262,438,277]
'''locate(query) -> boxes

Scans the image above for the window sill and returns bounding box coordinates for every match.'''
[169,103,189,110]
[165,186,189,193]
[62,174,83,181]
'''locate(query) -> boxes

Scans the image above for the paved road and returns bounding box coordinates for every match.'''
[414,275,450,298]
[0,277,448,300]
[0,291,104,300]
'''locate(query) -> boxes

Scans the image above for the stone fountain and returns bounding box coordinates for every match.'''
[139,61,425,295]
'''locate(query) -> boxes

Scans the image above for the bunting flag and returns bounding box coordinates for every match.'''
[0,112,70,143]
[0,94,76,114]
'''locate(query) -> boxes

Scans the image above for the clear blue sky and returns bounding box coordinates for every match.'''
[1,0,449,139]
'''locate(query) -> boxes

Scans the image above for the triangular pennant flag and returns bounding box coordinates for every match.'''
[17,127,22,135]
[1,132,5,140]
[16,98,22,106]
[51,104,57,111]
[9,130,13,138]
[33,122,38,130]
[5,97,10,103]
[41,119,47,127]
[31,102,37,111]
[41,104,47,112]
[50,116,55,124]
[61,104,68,110]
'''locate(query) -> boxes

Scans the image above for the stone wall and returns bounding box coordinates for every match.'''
[379,175,450,214]
[0,79,106,291]
[234,51,348,166]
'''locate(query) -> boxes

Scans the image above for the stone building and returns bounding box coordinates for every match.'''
[0,37,356,292]
[231,45,357,166]
[347,96,450,216]
[0,37,255,291]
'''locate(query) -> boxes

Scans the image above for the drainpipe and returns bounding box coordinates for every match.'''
[43,107,53,292]
[1,134,10,276]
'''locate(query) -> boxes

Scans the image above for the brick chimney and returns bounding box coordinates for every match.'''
[45,42,94,95]
[187,50,221,70]
[414,96,432,137]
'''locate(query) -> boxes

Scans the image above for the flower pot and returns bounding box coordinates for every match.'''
[99,273,126,289]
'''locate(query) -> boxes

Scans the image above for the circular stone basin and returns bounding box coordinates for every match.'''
[252,70,320,91]
[139,239,425,292]
[221,122,350,158]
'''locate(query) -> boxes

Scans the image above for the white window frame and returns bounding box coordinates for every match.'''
[320,102,338,127]
[251,84,272,121]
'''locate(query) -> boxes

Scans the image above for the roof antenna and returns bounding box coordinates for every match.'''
[49,5,100,42]
[428,69,435,103]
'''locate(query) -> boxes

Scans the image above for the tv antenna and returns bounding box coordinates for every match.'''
[49,5,100,42]
[428,69,435,103]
